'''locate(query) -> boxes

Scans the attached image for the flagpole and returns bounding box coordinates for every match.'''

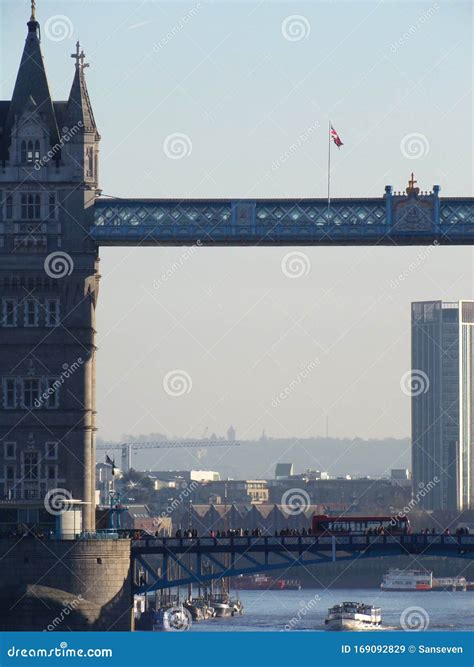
[327,120,331,215]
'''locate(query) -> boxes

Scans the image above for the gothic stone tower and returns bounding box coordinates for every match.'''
[0,7,100,530]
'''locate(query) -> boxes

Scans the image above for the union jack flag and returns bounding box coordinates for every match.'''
[330,125,344,148]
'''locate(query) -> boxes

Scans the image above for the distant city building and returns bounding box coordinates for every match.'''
[275,463,294,479]
[391,469,410,481]
[227,426,236,442]
[191,479,269,505]
[412,300,474,510]
[303,469,329,481]
[149,470,220,485]
[117,504,171,535]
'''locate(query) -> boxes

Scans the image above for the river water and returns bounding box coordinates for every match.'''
[188,589,474,632]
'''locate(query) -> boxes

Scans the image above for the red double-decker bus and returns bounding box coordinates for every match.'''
[311,514,410,536]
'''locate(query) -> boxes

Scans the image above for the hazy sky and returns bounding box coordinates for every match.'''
[1,1,472,442]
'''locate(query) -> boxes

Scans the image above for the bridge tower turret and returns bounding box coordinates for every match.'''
[0,6,100,530]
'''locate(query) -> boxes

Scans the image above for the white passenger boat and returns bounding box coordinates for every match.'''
[381,568,432,591]
[325,602,382,631]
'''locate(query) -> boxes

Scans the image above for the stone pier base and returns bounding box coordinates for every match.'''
[0,538,133,631]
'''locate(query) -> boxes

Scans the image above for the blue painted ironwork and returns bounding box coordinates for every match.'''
[132,534,474,593]
[91,185,474,246]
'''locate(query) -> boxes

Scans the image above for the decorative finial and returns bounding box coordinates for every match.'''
[30,0,36,21]
[71,41,89,70]
[406,172,420,196]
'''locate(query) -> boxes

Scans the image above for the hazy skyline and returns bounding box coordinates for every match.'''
[1,0,472,442]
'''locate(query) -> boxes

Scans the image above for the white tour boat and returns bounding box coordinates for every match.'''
[325,602,382,631]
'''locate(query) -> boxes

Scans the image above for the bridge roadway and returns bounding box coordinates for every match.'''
[91,187,474,247]
[131,534,474,593]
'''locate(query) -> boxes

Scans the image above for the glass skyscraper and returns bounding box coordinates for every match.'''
[411,300,474,511]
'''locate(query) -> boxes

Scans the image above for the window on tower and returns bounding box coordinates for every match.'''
[23,451,39,480]
[86,147,94,177]
[24,299,39,327]
[21,194,41,219]
[2,298,18,327]
[22,379,40,409]
[6,195,12,217]
[45,441,58,460]
[4,442,16,459]
[48,193,57,220]
[5,194,13,219]
[2,379,16,409]
[45,299,60,327]
[45,379,60,409]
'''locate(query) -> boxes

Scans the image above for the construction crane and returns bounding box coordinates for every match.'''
[97,439,239,473]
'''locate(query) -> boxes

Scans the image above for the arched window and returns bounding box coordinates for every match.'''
[34,140,40,162]
[21,141,27,163]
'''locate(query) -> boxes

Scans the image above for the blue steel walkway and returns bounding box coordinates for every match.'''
[92,182,474,247]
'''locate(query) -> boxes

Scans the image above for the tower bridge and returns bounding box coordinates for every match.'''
[0,4,473,631]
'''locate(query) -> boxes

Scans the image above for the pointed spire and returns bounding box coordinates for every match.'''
[65,42,99,136]
[2,1,59,155]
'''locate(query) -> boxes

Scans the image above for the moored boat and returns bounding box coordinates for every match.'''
[234,574,302,591]
[208,593,233,618]
[381,569,432,591]
[381,569,471,592]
